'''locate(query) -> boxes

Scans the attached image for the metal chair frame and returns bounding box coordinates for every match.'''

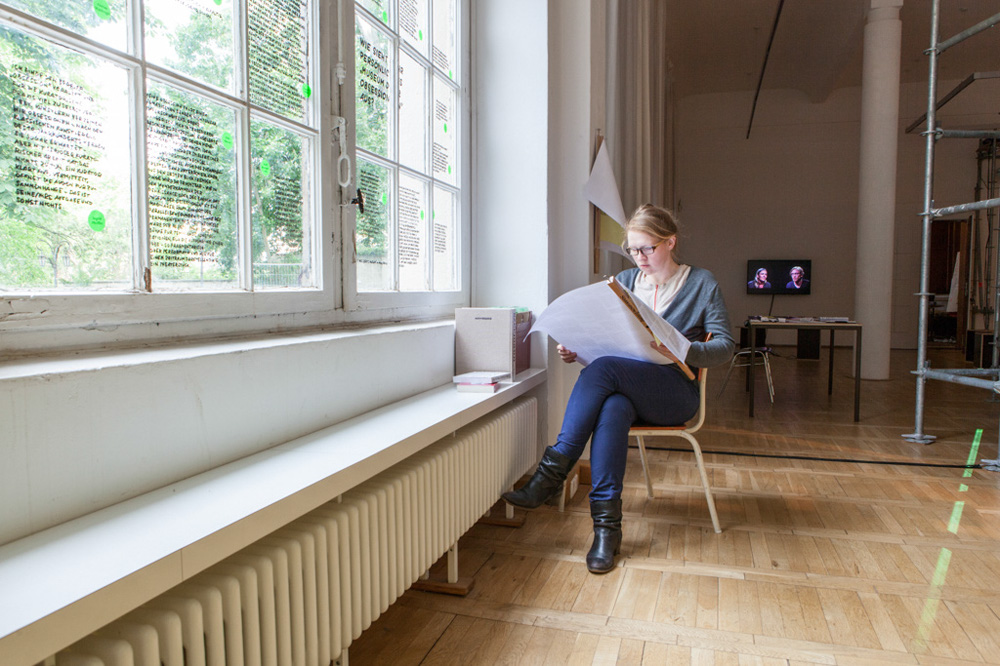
[718,347,775,403]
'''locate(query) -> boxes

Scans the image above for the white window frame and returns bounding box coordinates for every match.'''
[0,0,470,355]
[342,0,471,313]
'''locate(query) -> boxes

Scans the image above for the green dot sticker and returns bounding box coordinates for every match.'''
[301,83,312,98]
[443,123,448,133]
[382,10,388,22]
[419,210,425,220]
[213,0,222,4]
[449,70,453,80]
[418,30,423,40]
[447,165,452,175]
[93,0,111,20]
[88,210,106,231]
[260,159,271,176]
[221,131,233,150]
[381,192,388,204]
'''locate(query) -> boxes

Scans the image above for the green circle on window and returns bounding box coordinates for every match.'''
[88,210,106,231]
[381,10,388,22]
[260,160,271,176]
[221,131,233,150]
[420,210,425,220]
[382,192,388,204]
[93,0,111,20]
[447,165,452,174]
[302,83,312,98]
[214,0,222,4]
[449,70,453,80]
[443,123,448,133]
[418,30,423,40]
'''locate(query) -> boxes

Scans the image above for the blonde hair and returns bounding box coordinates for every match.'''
[623,204,680,252]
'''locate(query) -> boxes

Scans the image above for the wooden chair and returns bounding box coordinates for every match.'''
[630,340,722,534]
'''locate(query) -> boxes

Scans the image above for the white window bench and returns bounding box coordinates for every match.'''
[0,368,545,665]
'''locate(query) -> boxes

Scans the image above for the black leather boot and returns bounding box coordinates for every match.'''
[502,446,575,509]
[586,498,623,574]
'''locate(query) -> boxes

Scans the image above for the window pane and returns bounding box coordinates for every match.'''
[432,74,455,185]
[358,0,390,26]
[250,119,312,289]
[355,16,392,158]
[432,0,456,80]
[398,171,427,291]
[398,0,428,57]
[398,50,427,173]
[145,0,235,93]
[0,26,133,291]
[146,83,238,291]
[3,0,128,53]
[248,0,311,122]
[432,185,456,291]
[356,157,391,291]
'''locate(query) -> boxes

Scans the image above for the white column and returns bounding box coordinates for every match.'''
[854,0,903,380]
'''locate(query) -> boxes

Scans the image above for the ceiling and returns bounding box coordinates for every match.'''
[663,0,1000,105]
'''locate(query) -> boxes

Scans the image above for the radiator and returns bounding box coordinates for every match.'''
[52,397,537,666]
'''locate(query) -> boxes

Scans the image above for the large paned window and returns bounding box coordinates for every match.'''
[0,0,467,352]
[0,0,317,294]
[354,0,460,294]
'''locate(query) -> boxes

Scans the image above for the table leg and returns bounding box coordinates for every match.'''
[749,324,756,417]
[854,329,862,422]
[828,329,835,395]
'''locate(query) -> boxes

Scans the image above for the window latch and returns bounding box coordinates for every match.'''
[351,188,365,214]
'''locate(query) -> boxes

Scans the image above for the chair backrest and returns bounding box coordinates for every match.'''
[685,332,713,434]
[685,363,709,434]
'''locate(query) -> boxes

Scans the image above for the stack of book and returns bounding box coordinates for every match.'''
[452,371,509,393]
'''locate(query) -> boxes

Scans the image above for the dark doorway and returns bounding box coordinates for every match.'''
[928,218,969,347]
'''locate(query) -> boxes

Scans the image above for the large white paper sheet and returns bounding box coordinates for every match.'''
[528,281,691,367]
[585,141,626,225]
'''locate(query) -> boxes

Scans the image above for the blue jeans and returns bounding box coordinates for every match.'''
[552,357,699,502]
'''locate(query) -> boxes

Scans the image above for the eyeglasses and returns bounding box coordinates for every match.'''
[624,242,662,257]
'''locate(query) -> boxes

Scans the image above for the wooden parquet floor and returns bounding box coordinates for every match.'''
[349,348,1000,665]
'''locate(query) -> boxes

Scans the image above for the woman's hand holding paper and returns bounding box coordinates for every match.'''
[649,340,681,363]
[556,344,578,364]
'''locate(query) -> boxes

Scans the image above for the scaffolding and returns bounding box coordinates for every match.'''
[904,0,1000,470]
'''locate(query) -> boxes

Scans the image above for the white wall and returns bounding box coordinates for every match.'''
[474,0,601,451]
[0,323,454,545]
[546,0,601,446]
[472,0,551,452]
[675,79,988,349]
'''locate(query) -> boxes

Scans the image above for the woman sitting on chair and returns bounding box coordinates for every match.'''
[502,204,735,573]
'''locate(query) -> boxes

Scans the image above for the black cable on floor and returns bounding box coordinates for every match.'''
[638,447,980,469]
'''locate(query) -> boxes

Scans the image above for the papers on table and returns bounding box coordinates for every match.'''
[528,280,691,367]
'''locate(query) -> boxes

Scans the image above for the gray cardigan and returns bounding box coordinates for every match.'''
[616,266,736,368]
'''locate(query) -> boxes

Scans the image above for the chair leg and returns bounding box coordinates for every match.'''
[683,433,721,533]
[635,435,654,499]
[716,355,740,398]
[762,354,775,403]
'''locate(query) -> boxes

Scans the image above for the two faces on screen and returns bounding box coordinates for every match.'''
[749,266,808,290]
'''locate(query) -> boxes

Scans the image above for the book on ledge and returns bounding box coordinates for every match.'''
[455,382,500,393]
[453,371,510,385]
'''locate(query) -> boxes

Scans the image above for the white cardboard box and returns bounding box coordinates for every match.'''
[455,308,531,380]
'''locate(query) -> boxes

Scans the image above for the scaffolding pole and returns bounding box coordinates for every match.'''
[904,1,1000,469]
[904,0,941,444]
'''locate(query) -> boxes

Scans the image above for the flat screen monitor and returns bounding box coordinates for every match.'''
[746,259,811,295]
